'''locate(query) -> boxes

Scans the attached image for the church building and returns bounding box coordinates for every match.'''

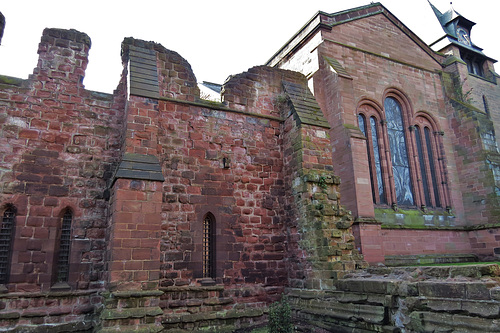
[267,1,500,264]
[0,2,499,332]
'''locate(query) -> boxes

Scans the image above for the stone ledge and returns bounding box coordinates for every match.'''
[99,323,162,333]
[0,288,101,299]
[162,307,264,324]
[1,321,93,333]
[409,311,500,332]
[109,290,164,298]
[100,306,163,320]
[160,285,224,292]
[366,263,500,278]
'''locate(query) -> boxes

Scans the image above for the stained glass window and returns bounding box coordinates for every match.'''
[415,127,431,206]
[370,117,386,204]
[358,114,376,202]
[425,127,441,208]
[384,97,414,206]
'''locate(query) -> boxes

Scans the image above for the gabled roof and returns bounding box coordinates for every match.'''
[266,2,441,68]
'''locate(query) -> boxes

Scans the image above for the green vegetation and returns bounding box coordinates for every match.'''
[268,295,294,333]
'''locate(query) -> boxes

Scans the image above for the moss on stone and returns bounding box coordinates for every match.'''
[0,75,23,86]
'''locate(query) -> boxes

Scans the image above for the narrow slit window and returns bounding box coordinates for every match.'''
[358,114,376,203]
[415,127,431,207]
[425,127,441,208]
[0,207,15,284]
[483,95,490,115]
[370,116,386,204]
[56,210,73,283]
[202,214,215,279]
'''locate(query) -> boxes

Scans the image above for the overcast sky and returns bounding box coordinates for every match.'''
[0,0,497,93]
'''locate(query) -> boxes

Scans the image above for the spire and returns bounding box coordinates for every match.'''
[428,0,445,26]
[428,0,475,37]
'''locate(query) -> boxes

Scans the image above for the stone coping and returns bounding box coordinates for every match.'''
[0,288,102,299]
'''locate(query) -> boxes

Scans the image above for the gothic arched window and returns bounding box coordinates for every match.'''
[413,115,447,209]
[0,205,15,285]
[358,111,386,204]
[358,93,448,210]
[384,96,414,206]
[55,209,73,283]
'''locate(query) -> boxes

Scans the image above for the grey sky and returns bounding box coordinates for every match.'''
[0,0,497,93]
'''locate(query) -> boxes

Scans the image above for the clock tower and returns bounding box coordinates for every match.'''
[428,1,495,78]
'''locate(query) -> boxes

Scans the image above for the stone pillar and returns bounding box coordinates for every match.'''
[99,156,164,332]
[99,40,165,331]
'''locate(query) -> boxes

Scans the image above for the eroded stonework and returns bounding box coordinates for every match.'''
[1,2,500,332]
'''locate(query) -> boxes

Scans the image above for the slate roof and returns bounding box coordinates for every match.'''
[114,153,164,182]
[324,57,352,79]
[128,45,160,99]
[282,81,330,128]
[200,81,222,94]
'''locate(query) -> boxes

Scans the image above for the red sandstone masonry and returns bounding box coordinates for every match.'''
[0,28,124,293]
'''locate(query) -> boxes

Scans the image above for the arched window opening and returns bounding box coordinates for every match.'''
[358,96,448,212]
[425,127,441,208]
[384,97,414,206]
[358,103,388,205]
[0,206,15,285]
[358,114,376,203]
[55,209,73,283]
[202,213,215,279]
[370,116,386,204]
[415,126,431,207]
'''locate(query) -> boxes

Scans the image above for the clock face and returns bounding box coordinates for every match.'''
[456,27,471,46]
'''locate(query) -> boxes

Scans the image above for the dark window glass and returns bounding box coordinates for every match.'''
[358,114,376,203]
[472,62,483,76]
[483,95,490,115]
[0,207,15,284]
[203,214,215,279]
[415,127,431,206]
[56,210,72,283]
[385,97,414,206]
[425,127,441,208]
[370,117,386,204]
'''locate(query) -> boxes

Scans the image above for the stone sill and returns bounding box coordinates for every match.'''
[0,288,103,299]
[160,285,225,292]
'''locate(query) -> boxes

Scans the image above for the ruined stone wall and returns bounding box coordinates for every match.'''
[289,264,500,332]
[0,28,124,329]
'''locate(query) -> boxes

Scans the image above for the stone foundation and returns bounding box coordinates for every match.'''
[289,264,500,332]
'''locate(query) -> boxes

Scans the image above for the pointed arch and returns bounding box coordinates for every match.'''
[358,91,450,212]
[357,100,387,204]
[414,113,449,209]
[54,207,73,284]
[383,90,415,207]
[0,204,16,285]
